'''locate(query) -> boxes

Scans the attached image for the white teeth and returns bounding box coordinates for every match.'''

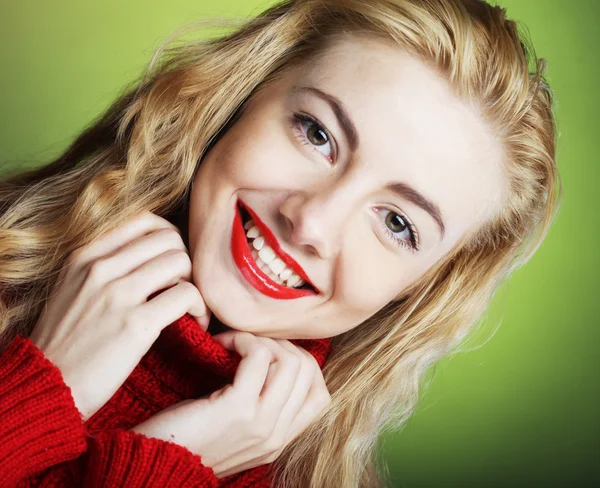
[286,273,300,287]
[268,257,286,275]
[251,252,307,289]
[243,222,310,290]
[252,236,265,250]
[258,246,276,264]
[267,268,283,284]
[279,268,293,280]
[247,225,260,239]
[252,251,268,271]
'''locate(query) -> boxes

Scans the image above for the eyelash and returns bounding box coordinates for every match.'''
[291,112,336,163]
[290,111,420,253]
[376,208,420,253]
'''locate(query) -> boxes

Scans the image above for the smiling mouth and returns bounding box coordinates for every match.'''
[237,202,316,292]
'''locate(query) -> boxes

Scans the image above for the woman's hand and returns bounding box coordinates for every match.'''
[130,330,331,479]
[29,211,211,422]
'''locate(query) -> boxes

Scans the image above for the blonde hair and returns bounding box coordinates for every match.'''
[0,0,561,486]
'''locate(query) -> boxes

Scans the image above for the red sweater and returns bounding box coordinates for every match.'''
[0,313,332,487]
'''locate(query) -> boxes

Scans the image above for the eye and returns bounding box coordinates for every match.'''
[291,112,336,163]
[375,207,420,253]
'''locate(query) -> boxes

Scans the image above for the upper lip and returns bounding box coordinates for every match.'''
[237,198,320,293]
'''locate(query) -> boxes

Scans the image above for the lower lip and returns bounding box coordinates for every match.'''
[231,200,317,299]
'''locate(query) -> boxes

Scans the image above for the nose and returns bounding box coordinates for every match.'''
[279,179,360,260]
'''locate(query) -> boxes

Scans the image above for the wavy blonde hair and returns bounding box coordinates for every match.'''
[0,0,561,486]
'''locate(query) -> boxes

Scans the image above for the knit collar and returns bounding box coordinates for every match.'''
[159,313,333,382]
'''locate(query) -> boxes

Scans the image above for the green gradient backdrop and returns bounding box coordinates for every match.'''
[0,1,597,486]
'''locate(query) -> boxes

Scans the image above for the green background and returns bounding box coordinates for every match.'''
[1,1,597,486]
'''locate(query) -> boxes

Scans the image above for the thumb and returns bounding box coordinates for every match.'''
[210,330,240,349]
[191,309,211,332]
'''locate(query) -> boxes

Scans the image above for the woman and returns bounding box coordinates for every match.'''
[0,0,561,486]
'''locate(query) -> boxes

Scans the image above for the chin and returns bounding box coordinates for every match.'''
[208,302,260,332]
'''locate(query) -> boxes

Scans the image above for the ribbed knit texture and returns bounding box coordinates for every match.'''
[0,313,332,487]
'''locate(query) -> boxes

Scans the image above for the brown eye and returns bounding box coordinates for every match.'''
[293,112,335,161]
[375,207,419,252]
[385,211,408,233]
[306,122,329,146]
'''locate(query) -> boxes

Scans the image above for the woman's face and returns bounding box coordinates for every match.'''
[187,35,505,339]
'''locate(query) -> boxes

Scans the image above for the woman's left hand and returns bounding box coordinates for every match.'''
[130,330,331,479]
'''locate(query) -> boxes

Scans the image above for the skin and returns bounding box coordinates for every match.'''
[180,35,506,340]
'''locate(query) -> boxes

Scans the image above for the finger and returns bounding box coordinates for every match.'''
[135,280,211,334]
[119,247,192,306]
[253,337,301,417]
[279,364,330,446]
[88,228,190,294]
[264,341,316,440]
[70,211,181,271]
[57,216,186,325]
[73,246,197,335]
[212,332,273,400]
[259,339,300,397]
[207,338,302,477]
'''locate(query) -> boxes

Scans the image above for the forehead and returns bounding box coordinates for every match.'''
[284,36,506,247]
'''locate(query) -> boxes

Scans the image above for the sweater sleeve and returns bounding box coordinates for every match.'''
[81,429,219,488]
[0,335,87,486]
[0,336,219,487]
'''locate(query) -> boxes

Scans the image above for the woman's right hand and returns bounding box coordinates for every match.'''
[131,330,332,479]
[29,211,211,422]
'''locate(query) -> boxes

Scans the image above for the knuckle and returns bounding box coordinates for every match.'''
[254,420,275,441]
[263,339,298,368]
[125,314,156,341]
[172,249,192,267]
[141,210,163,226]
[122,309,141,331]
[102,280,126,306]
[302,348,320,367]
[264,433,285,452]
[66,247,85,266]
[264,452,280,463]
[158,227,185,248]
[319,389,332,407]
[298,351,316,370]
[284,353,301,372]
[142,210,158,220]
[86,258,110,284]
[146,211,181,234]
[164,249,190,271]
[234,330,253,340]
[251,342,272,360]
[177,280,198,297]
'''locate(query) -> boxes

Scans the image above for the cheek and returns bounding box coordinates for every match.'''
[216,114,338,194]
[334,244,407,321]
[213,118,303,188]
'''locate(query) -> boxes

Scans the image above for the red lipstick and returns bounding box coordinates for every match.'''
[231,199,319,299]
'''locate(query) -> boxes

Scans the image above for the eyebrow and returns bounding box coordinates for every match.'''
[386,182,445,239]
[291,85,445,240]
